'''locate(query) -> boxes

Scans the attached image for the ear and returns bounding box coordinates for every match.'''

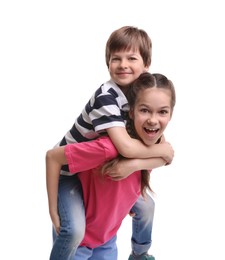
[129,109,134,119]
[144,65,150,72]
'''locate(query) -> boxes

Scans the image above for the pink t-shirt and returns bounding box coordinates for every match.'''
[65,136,141,248]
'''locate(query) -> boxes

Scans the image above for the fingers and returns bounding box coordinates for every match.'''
[53,225,60,235]
[129,212,136,217]
[51,214,61,235]
[106,175,125,181]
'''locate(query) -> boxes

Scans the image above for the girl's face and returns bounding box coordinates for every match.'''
[108,49,149,93]
[130,87,172,146]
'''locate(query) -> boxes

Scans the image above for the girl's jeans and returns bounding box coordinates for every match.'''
[74,236,117,260]
[49,175,155,259]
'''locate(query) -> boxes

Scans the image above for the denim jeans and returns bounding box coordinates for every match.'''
[50,175,85,260]
[130,194,155,255]
[50,176,155,259]
[74,236,117,260]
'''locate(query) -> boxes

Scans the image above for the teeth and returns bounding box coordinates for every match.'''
[146,128,157,131]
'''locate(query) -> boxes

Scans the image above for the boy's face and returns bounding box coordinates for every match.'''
[129,87,172,146]
[108,49,149,92]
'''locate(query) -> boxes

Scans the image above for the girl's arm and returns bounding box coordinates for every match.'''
[46,146,68,234]
[46,137,118,233]
[103,157,167,181]
[107,127,173,163]
[103,136,174,180]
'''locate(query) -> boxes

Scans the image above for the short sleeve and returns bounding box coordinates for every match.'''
[65,136,118,174]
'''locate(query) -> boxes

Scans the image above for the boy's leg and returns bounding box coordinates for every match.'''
[50,175,85,260]
[89,236,118,260]
[129,194,155,258]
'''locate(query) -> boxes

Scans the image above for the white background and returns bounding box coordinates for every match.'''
[1,1,225,259]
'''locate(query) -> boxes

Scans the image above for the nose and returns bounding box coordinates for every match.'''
[147,115,158,125]
[119,59,128,68]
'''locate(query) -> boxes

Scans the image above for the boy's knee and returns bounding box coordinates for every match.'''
[146,195,155,211]
[60,223,85,244]
[136,195,155,217]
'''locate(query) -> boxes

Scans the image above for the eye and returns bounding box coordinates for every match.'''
[110,57,120,62]
[129,56,137,61]
[140,108,149,113]
[160,109,169,115]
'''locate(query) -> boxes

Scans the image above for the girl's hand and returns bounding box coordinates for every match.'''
[50,210,60,235]
[105,158,134,181]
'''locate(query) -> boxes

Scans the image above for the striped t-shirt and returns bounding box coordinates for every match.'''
[56,79,129,175]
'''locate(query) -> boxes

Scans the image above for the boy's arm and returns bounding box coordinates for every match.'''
[107,127,173,163]
[46,146,68,234]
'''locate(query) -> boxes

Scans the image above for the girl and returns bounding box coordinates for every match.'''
[46,72,176,259]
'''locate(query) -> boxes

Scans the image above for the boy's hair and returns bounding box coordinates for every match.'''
[105,26,152,68]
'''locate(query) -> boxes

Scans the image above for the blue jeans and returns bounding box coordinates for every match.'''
[50,175,85,260]
[50,176,155,259]
[130,194,155,255]
[74,236,117,260]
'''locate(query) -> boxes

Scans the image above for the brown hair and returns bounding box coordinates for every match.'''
[105,26,152,68]
[127,72,176,115]
[101,72,175,196]
[126,72,176,195]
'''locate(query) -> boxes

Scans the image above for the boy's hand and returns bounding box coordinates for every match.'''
[158,142,174,165]
[152,135,174,165]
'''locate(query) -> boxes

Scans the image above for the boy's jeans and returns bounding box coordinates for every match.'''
[130,194,155,255]
[49,175,155,259]
[50,175,85,260]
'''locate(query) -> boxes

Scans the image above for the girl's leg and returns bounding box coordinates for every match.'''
[50,175,85,260]
[73,246,93,260]
[74,236,117,260]
[130,194,155,255]
[90,236,118,260]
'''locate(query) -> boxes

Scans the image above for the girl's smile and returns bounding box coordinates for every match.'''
[130,87,172,146]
